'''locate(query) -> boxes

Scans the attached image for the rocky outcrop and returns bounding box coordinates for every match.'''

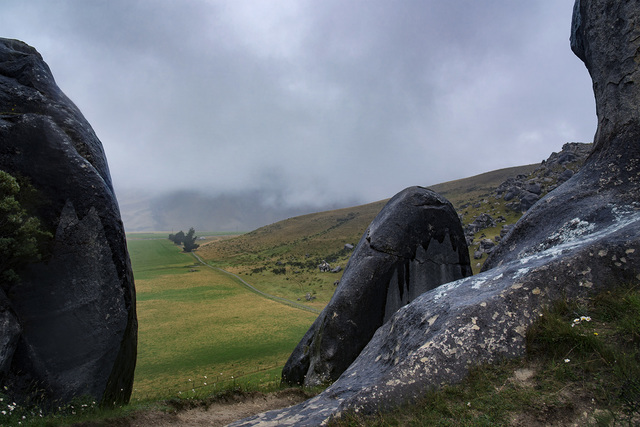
[494,142,591,213]
[0,39,136,407]
[462,142,590,252]
[464,213,496,235]
[233,1,640,425]
[282,187,472,387]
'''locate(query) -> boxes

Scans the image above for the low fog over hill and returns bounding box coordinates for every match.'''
[118,189,362,232]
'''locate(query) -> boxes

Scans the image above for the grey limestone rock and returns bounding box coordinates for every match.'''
[233,1,640,424]
[0,38,136,407]
[281,186,472,387]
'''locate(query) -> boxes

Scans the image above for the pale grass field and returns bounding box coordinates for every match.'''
[129,240,317,401]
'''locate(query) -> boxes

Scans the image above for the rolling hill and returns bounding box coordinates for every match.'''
[196,163,538,277]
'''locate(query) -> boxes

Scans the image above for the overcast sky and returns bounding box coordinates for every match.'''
[1,0,595,208]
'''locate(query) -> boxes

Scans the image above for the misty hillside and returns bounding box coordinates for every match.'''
[118,165,538,233]
[117,189,361,232]
[196,163,540,264]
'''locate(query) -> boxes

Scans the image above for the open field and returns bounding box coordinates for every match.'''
[128,237,318,401]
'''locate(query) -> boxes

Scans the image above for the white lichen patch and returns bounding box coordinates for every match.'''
[514,325,527,337]
[470,317,480,330]
[514,268,530,279]
[385,378,403,387]
[518,209,640,265]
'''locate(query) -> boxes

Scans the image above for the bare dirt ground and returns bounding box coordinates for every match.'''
[75,368,638,426]
[85,388,309,427]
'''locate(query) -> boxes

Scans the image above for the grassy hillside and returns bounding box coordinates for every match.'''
[200,164,537,261]
[427,164,538,206]
[196,164,539,302]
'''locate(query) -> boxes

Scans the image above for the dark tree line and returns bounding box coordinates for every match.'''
[168,227,199,252]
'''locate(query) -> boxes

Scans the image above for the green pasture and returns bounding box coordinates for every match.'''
[128,237,318,401]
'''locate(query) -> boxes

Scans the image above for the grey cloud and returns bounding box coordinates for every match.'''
[0,0,595,211]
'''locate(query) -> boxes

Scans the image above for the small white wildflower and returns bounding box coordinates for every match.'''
[204,382,207,386]
[564,358,570,363]
[1,410,6,415]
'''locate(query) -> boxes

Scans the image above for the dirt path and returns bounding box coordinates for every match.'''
[190,252,321,314]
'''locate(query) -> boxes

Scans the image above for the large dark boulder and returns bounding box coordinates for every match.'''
[0,39,136,407]
[232,1,640,425]
[282,186,472,387]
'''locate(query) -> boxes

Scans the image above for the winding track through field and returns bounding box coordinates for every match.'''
[191,252,321,315]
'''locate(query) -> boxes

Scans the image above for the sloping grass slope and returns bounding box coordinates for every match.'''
[196,164,538,301]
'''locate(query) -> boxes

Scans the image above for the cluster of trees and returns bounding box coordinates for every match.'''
[168,227,199,252]
[0,170,51,286]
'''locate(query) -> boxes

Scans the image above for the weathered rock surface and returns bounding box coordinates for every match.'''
[282,186,472,387]
[233,1,640,425]
[0,38,136,406]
